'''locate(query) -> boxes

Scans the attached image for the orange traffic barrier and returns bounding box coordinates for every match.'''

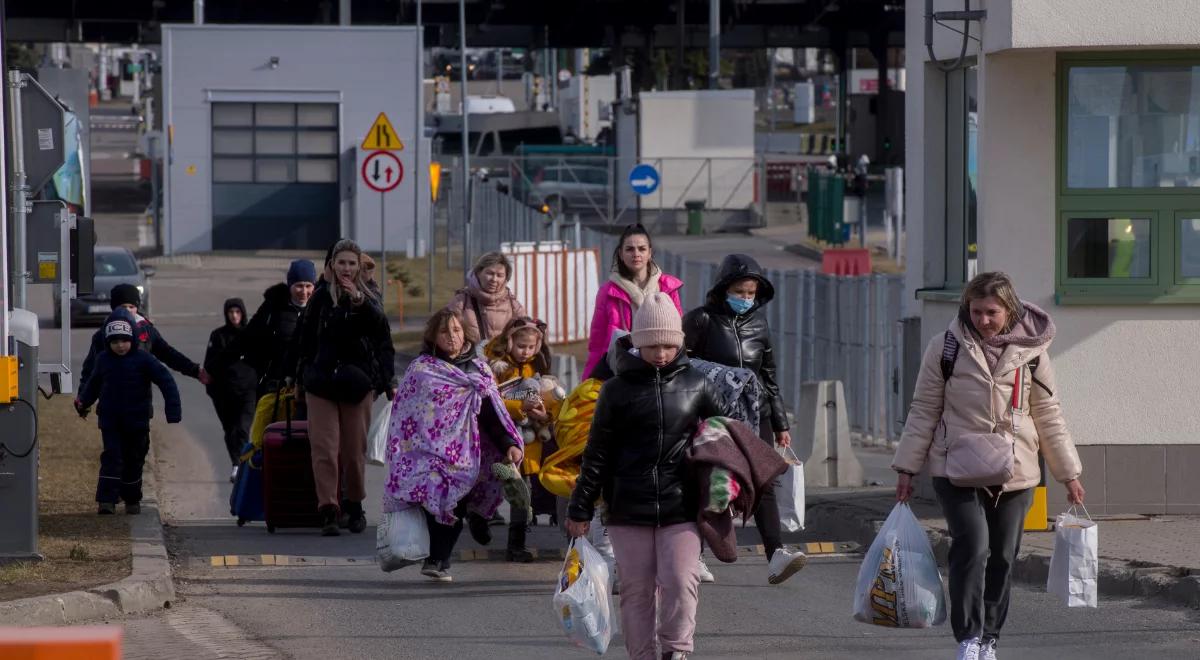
[88,88,99,107]
[0,625,121,659]
[821,248,871,276]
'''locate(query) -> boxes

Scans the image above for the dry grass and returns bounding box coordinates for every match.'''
[0,397,131,602]
[376,252,468,323]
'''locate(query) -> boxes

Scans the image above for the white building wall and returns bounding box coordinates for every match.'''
[163,25,423,253]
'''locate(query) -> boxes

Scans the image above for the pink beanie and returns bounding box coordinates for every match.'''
[632,292,684,349]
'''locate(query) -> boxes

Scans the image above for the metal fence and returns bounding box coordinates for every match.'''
[453,182,905,446]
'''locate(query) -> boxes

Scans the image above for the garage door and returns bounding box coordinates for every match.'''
[211,102,340,250]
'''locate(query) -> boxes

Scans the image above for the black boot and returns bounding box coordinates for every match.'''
[467,512,492,545]
[346,501,367,534]
[320,505,340,536]
[338,499,352,529]
[506,522,534,563]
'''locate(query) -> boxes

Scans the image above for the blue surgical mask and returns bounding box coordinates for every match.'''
[726,295,754,315]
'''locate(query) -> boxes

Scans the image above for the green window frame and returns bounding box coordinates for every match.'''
[1057,52,1200,303]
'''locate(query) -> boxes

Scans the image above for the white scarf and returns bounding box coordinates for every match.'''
[609,266,662,312]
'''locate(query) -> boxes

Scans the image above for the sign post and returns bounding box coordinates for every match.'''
[360,113,404,305]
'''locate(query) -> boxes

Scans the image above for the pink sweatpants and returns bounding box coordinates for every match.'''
[607,523,702,660]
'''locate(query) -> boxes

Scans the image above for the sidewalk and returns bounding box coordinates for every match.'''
[805,487,1200,609]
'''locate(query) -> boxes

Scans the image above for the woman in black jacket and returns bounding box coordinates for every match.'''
[568,293,725,660]
[682,254,806,586]
[204,298,259,482]
[295,239,396,536]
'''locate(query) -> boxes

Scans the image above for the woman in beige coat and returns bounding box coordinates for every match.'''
[892,272,1085,660]
[445,251,527,345]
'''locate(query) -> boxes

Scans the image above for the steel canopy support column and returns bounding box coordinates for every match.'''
[708,0,720,89]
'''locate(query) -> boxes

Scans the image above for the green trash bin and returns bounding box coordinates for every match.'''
[684,200,705,235]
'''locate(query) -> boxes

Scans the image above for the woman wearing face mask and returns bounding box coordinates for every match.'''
[583,224,684,379]
[892,272,1084,660]
[384,309,524,582]
[445,251,527,345]
[681,254,807,586]
[294,239,396,536]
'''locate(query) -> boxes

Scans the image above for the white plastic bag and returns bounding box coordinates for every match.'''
[553,537,614,654]
[853,502,947,628]
[1047,506,1098,608]
[366,400,392,466]
[376,507,429,572]
[776,447,805,532]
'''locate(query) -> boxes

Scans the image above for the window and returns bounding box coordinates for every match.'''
[944,65,978,286]
[1058,54,1200,302]
[211,102,338,184]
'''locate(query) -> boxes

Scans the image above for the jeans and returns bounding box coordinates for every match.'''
[933,477,1033,644]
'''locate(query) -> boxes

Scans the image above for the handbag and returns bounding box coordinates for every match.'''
[945,363,1025,488]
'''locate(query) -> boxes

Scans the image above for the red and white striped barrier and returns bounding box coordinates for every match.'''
[503,242,601,345]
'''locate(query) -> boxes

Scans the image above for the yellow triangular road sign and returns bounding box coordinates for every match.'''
[362,112,404,151]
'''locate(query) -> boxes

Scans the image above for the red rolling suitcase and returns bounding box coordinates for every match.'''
[261,416,324,533]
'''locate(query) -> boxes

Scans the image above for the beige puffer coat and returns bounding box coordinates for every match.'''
[444,272,527,345]
[892,305,1082,491]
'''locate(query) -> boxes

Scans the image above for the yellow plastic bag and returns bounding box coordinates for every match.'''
[246,388,295,460]
[538,378,602,498]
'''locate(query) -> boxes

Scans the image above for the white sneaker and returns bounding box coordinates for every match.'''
[956,638,982,660]
[767,548,807,584]
[697,559,715,583]
[979,638,997,660]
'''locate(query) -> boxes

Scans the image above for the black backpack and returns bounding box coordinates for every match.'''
[940,332,1053,397]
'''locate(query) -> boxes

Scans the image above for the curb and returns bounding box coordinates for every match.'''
[805,491,1200,610]
[0,501,176,626]
[0,445,176,626]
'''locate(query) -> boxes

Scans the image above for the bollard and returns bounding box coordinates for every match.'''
[793,380,864,488]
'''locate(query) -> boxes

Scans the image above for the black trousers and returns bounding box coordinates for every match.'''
[933,477,1033,644]
[426,501,470,566]
[96,426,151,504]
[211,390,257,465]
[754,412,784,559]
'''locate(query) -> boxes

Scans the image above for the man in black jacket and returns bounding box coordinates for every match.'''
[242,259,315,397]
[80,283,209,390]
[204,298,259,481]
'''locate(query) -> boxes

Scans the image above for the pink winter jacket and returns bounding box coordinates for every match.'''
[583,274,683,377]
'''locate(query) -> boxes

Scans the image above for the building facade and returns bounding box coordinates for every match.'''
[163,25,426,253]
[906,0,1200,514]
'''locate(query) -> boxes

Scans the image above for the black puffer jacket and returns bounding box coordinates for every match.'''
[681,254,789,433]
[568,336,726,526]
[203,298,258,397]
[295,281,396,402]
[243,283,305,393]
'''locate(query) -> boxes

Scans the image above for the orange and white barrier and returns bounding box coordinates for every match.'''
[503,242,601,345]
[0,626,121,659]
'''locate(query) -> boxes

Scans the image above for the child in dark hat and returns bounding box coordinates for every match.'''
[204,298,259,482]
[80,283,209,390]
[76,309,183,515]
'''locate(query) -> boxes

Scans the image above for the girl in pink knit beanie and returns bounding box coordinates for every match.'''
[566,291,728,660]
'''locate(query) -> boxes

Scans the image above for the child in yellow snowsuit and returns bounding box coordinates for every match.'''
[484,317,565,561]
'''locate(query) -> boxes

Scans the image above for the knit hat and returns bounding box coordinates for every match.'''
[104,317,134,343]
[110,283,141,310]
[631,292,683,349]
[286,259,316,286]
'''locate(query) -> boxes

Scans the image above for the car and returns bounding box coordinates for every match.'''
[53,246,154,328]
[524,164,612,217]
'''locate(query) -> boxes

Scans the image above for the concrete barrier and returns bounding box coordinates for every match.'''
[793,380,864,487]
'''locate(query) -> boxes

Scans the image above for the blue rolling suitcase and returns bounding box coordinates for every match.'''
[230,444,265,526]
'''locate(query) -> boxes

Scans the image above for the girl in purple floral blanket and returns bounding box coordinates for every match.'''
[384,309,524,582]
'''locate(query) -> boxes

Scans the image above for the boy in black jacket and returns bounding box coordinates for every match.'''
[205,298,259,482]
[76,309,183,515]
[80,283,210,388]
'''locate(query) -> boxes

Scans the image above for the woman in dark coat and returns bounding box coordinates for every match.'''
[295,239,396,536]
[204,298,259,482]
[681,254,807,585]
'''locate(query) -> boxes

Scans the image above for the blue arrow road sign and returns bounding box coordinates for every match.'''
[628,164,661,196]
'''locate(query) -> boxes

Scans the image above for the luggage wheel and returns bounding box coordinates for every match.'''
[237,518,246,527]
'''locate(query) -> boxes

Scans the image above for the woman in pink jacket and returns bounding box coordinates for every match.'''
[584,224,683,378]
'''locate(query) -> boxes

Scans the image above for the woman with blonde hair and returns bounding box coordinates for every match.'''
[893,271,1084,660]
[295,239,396,536]
[445,251,527,345]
